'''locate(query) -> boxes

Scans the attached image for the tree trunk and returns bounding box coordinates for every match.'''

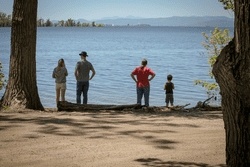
[212,1,250,166]
[0,0,44,111]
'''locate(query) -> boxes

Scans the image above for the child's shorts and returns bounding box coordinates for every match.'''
[165,93,174,103]
[56,83,66,90]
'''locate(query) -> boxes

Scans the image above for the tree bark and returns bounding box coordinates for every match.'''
[0,0,44,111]
[212,1,250,166]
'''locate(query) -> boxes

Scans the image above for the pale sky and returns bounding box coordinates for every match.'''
[0,0,234,21]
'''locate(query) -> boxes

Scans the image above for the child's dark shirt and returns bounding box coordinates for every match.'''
[165,82,173,94]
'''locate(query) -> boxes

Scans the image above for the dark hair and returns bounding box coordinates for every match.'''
[57,59,65,69]
[167,74,173,81]
[141,59,147,69]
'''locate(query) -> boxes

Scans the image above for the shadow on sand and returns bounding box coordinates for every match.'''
[135,158,227,167]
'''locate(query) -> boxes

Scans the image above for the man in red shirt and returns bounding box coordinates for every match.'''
[131,59,156,107]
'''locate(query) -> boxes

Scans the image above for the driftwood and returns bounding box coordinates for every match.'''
[57,101,141,111]
[169,103,191,111]
[186,96,222,112]
[57,98,221,113]
[202,96,214,107]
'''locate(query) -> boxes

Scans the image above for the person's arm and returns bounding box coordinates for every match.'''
[164,83,166,90]
[148,73,156,81]
[172,83,175,89]
[131,73,138,83]
[65,68,68,77]
[89,68,96,80]
[52,70,55,78]
[75,69,78,81]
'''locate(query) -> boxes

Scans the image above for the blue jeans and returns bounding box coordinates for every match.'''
[76,81,89,104]
[137,86,150,106]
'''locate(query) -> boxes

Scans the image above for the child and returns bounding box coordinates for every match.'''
[52,59,68,104]
[164,74,175,107]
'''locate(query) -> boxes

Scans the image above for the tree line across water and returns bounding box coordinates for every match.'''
[37,18,104,27]
[0,12,12,27]
[0,12,104,27]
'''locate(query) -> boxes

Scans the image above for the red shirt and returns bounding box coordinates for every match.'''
[132,67,155,87]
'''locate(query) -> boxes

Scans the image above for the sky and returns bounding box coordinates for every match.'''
[0,0,234,21]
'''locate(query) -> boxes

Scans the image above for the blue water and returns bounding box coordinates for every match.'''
[0,26,234,108]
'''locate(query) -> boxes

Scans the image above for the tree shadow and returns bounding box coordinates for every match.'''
[135,158,227,167]
[0,108,219,152]
[0,113,186,150]
[118,130,178,149]
[0,111,202,137]
[145,109,223,120]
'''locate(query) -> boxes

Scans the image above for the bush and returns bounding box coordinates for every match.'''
[194,28,232,91]
[0,62,7,90]
[193,27,233,105]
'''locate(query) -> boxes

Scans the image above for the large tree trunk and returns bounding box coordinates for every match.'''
[0,0,44,111]
[212,1,250,166]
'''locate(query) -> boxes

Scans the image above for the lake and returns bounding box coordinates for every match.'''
[0,26,234,108]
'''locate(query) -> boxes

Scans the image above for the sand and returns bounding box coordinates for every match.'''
[0,108,226,167]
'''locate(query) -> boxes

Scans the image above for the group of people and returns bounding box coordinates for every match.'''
[52,51,174,107]
[52,51,95,105]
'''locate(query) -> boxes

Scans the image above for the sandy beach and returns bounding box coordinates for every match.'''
[0,108,226,167]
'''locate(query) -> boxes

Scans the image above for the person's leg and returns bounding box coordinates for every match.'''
[56,89,60,104]
[170,94,174,107]
[61,89,66,101]
[56,83,61,104]
[61,83,66,101]
[83,81,89,104]
[144,86,150,107]
[76,82,83,104]
[166,94,170,107]
[137,87,143,106]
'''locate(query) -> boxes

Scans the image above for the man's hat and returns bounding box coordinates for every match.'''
[79,51,88,57]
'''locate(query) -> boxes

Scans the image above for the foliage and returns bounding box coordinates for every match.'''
[37,18,45,27]
[193,0,234,100]
[96,24,104,27]
[2,105,10,111]
[0,62,7,91]
[218,0,234,11]
[0,12,12,27]
[194,28,233,93]
[58,20,64,27]
[35,17,103,27]
[64,18,75,27]
[82,23,90,27]
[76,21,81,27]
[45,19,53,27]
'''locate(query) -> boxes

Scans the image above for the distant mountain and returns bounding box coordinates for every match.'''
[98,16,144,20]
[100,16,123,20]
[50,16,234,27]
[94,16,234,27]
[125,15,145,19]
[76,19,89,23]
[196,19,234,27]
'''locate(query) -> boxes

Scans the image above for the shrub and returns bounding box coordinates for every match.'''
[0,62,7,90]
[193,28,233,105]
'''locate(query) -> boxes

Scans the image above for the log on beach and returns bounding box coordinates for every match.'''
[57,101,141,111]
